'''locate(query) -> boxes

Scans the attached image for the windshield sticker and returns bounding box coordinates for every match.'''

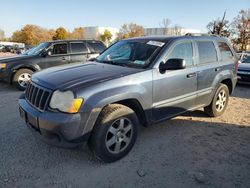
[147,41,165,47]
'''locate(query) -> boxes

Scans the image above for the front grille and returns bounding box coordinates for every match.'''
[25,82,52,111]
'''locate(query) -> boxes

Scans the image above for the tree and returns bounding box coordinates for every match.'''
[11,24,54,45]
[118,23,145,39]
[173,24,183,35]
[53,27,68,40]
[0,28,5,40]
[69,27,85,39]
[100,29,113,43]
[231,9,250,51]
[207,11,230,37]
[159,18,171,35]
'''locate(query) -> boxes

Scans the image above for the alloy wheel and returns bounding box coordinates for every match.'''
[105,118,133,154]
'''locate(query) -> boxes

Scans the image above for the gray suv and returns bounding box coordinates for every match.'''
[19,35,238,162]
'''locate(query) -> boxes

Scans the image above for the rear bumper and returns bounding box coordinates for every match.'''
[19,94,91,148]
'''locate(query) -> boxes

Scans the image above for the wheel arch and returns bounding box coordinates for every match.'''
[10,64,40,84]
[220,78,233,94]
[113,98,149,126]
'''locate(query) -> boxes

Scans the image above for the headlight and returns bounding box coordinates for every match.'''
[49,90,83,113]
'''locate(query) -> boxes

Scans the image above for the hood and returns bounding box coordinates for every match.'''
[238,63,250,71]
[32,62,143,90]
[0,54,35,63]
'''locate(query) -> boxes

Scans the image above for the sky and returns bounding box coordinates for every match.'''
[0,0,249,37]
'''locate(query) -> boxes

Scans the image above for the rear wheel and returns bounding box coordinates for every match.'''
[204,83,229,117]
[13,69,33,91]
[88,104,139,163]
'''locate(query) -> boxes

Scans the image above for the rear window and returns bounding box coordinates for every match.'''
[70,42,88,54]
[218,42,234,60]
[87,41,106,53]
[197,41,217,64]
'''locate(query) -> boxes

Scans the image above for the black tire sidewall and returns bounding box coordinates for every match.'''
[90,106,139,163]
[212,84,229,116]
[13,69,33,91]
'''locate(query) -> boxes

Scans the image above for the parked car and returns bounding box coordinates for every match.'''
[0,40,106,90]
[237,55,250,83]
[19,35,238,162]
[0,45,4,52]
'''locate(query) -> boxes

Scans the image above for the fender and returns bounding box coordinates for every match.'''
[208,69,235,104]
[80,83,152,134]
[11,63,41,72]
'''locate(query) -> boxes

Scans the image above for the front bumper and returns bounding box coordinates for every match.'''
[237,73,250,82]
[19,94,91,148]
[0,68,9,82]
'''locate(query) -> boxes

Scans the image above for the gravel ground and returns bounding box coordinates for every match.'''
[0,82,249,188]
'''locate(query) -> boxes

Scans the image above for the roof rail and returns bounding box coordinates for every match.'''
[185,33,218,37]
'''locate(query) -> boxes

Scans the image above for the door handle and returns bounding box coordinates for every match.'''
[62,57,66,61]
[215,67,221,71]
[187,72,197,78]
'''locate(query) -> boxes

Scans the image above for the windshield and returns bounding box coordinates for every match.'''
[24,42,50,56]
[242,56,250,63]
[97,40,165,68]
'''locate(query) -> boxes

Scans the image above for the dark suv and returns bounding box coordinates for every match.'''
[0,40,106,90]
[19,35,238,162]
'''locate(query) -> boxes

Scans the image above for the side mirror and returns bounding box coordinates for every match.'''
[159,58,186,73]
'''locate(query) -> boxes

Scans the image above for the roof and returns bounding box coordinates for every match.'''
[124,35,227,43]
[47,39,102,43]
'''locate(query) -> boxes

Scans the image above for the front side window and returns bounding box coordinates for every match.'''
[168,42,194,67]
[70,42,88,54]
[197,41,217,64]
[218,42,233,60]
[51,43,68,55]
[97,40,165,68]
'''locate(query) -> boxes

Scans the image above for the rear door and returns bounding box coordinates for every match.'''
[152,40,198,121]
[69,41,89,63]
[195,40,221,105]
[39,42,70,69]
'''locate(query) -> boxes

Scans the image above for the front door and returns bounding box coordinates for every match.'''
[39,42,70,69]
[152,40,197,121]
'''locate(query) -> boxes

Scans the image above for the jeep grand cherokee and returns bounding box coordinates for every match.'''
[19,35,238,162]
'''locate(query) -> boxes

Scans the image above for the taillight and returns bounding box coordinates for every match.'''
[234,60,240,76]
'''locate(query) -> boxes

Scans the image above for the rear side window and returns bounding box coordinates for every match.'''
[168,42,194,67]
[197,41,217,64]
[218,42,233,60]
[70,42,88,54]
[87,41,106,53]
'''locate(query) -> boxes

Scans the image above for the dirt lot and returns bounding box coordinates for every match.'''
[0,81,249,188]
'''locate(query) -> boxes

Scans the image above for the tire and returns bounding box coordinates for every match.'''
[88,104,139,163]
[204,83,229,117]
[13,69,33,91]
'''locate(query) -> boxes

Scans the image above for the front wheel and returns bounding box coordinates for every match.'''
[204,83,229,117]
[13,69,33,91]
[88,104,139,163]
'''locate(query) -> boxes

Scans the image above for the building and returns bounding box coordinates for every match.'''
[84,26,119,42]
[144,27,201,36]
